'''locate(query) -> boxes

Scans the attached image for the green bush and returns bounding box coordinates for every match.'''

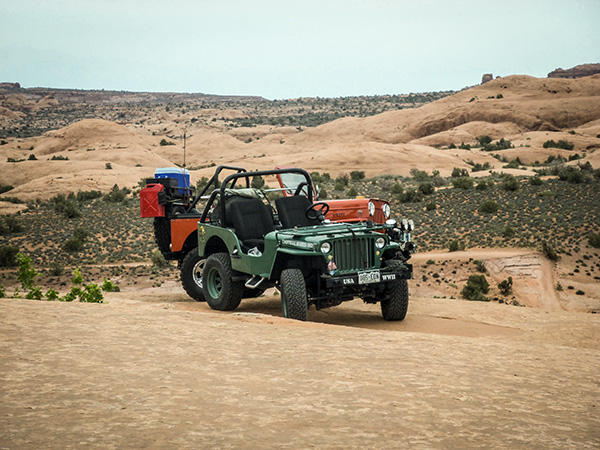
[482,138,513,152]
[500,174,519,191]
[425,202,436,211]
[498,277,513,296]
[502,226,516,238]
[451,168,469,178]
[479,200,499,214]
[448,240,461,252]
[151,250,168,267]
[541,241,560,262]
[347,186,358,197]
[462,275,490,301]
[159,139,175,146]
[530,176,543,186]
[588,233,600,249]
[452,177,474,189]
[398,188,423,203]
[350,170,365,180]
[104,184,130,203]
[251,175,265,189]
[543,139,574,150]
[0,245,19,267]
[418,182,435,195]
[473,260,487,273]
[335,174,349,186]
[476,181,489,191]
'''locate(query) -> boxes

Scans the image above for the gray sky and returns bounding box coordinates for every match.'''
[1,0,599,99]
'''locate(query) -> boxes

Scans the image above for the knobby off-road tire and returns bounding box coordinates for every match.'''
[280,268,308,321]
[153,217,171,254]
[202,252,244,311]
[180,248,205,302]
[381,279,409,321]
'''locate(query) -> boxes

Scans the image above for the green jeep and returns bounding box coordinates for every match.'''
[197,168,415,321]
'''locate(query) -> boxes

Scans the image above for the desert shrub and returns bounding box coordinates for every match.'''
[482,138,513,152]
[418,182,435,195]
[350,170,365,180]
[451,168,469,178]
[159,139,175,146]
[452,177,474,189]
[498,277,513,296]
[476,181,489,191]
[473,260,487,273]
[588,233,600,249]
[471,162,491,172]
[391,182,404,194]
[105,162,113,170]
[530,176,543,186]
[63,227,90,253]
[0,285,5,298]
[104,184,130,203]
[101,279,120,292]
[347,186,358,197]
[410,169,430,182]
[426,202,436,211]
[462,275,490,301]
[334,181,345,191]
[49,263,64,276]
[318,188,328,200]
[541,241,560,262]
[251,175,265,189]
[448,240,462,252]
[335,174,349,186]
[0,185,14,194]
[503,158,521,169]
[556,166,585,184]
[543,139,574,150]
[50,155,69,160]
[0,215,23,234]
[0,245,19,267]
[151,250,168,267]
[500,174,519,191]
[502,226,516,238]
[52,194,81,218]
[479,200,499,214]
[28,154,37,160]
[76,190,103,202]
[478,135,492,146]
[398,188,423,203]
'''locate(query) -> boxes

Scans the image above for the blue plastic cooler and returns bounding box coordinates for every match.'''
[154,167,190,195]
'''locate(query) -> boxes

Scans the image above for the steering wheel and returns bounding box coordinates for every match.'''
[305,202,330,221]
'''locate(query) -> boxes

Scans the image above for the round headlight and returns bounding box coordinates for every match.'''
[320,242,331,253]
[385,219,397,227]
[368,201,375,216]
[402,218,409,231]
[408,219,415,231]
[375,237,386,248]
[382,203,391,219]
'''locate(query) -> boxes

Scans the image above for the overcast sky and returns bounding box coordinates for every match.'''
[1,0,599,99]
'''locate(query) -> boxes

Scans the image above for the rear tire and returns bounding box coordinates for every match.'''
[180,248,205,302]
[280,269,308,321]
[202,253,243,311]
[381,279,409,321]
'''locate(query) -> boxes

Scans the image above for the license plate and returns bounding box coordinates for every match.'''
[358,270,380,285]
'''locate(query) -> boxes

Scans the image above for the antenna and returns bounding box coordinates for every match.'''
[183,131,187,169]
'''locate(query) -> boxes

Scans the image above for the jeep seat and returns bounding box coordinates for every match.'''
[229,198,274,252]
[275,195,320,229]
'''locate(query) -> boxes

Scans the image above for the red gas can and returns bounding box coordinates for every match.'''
[140,184,166,217]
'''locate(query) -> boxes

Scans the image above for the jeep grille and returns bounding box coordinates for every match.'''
[333,237,377,272]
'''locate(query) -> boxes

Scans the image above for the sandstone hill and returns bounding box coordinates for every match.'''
[1,75,599,201]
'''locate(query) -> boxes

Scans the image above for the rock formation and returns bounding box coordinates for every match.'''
[548,63,600,79]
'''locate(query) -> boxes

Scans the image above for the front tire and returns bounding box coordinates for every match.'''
[280,269,308,321]
[180,248,205,302]
[202,253,244,311]
[381,279,409,321]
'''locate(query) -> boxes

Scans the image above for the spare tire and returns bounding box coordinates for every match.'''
[153,217,171,254]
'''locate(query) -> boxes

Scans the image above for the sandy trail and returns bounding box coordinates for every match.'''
[1,292,599,449]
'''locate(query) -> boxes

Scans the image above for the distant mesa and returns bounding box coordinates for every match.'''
[481,74,494,84]
[0,82,21,89]
[548,63,600,79]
